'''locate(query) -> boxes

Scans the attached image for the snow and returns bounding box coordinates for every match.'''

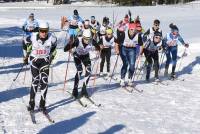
[1,3,200,134]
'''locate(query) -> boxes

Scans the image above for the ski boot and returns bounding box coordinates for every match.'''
[170,72,176,80]
[72,88,79,99]
[80,85,89,98]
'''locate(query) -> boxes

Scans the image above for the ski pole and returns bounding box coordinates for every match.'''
[50,65,54,83]
[132,55,141,81]
[23,65,27,84]
[63,51,71,91]
[63,34,74,91]
[109,55,119,85]
[135,59,147,80]
[13,64,25,81]
[158,51,166,75]
[92,52,101,86]
[177,47,187,72]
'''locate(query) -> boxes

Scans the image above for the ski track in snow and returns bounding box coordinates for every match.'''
[0,3,200,134]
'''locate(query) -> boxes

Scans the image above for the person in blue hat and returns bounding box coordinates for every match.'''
[163,23,189,79]
[67,9,84,37]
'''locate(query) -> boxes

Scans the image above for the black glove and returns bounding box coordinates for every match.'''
[23,56,29,65]
[184,43,189,48]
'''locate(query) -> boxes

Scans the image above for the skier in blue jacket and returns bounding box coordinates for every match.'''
[163,23,189,79]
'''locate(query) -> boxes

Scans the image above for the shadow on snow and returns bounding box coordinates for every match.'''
[38,111,96,134]
[0,87,29,103]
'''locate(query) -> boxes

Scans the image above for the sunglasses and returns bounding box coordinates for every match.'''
[40,30,48,33]
[83,37,91,41]
[154,24,159,27]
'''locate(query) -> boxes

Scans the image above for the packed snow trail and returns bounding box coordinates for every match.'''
[0,4,200,134]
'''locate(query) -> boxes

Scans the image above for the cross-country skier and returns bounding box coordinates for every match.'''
[22,13,39,36]
[99,28,118,77]
[64,29,100,98]
[143,19,162,43]
[116,22,143,86]
[23,22,57,111]
[142,31,163,82]
[163,23,189,79]
[68,9,84,37]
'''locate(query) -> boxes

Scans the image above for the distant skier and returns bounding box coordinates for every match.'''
[99,28,118,77]
[90,16,101,41]
[116,14,129,32]
[23,22,57,111]
[142,31,163,82]
[100,17,113,37]
[90,16,100,33]
[68,9,84,37]
[22,13,39,36]
[116,22,143,86]
[22,13,39,56]
[163,23,189,79]
[64,29,100,98]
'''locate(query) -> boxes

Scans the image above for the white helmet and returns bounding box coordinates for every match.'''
[83,29,91,38]
[39,22,49,30]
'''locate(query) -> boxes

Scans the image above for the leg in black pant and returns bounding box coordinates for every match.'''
[73,54,83,98]
[144,50,153,81]
[105,48,111,73]
[29,60,40,111]
[152,51,159,79]
[100,49,106,73]
[81,54,91,97]
[39,61,49,110]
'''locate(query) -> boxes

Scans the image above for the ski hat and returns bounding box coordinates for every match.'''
[154,31,162,37]
[128,23,136,30]
[103,17,109,25]
[154,19,160,25]
[169,23,179,32]
[39,22,49,31]
[91,16,95,20]
[106,28,113,34]
[29,13,34,17]
[73,9,79,15]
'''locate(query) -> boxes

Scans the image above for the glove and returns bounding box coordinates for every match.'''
[184,43,189,48]
[23,56,29,65]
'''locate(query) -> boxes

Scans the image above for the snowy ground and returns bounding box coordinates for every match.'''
[0,3,200,134]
